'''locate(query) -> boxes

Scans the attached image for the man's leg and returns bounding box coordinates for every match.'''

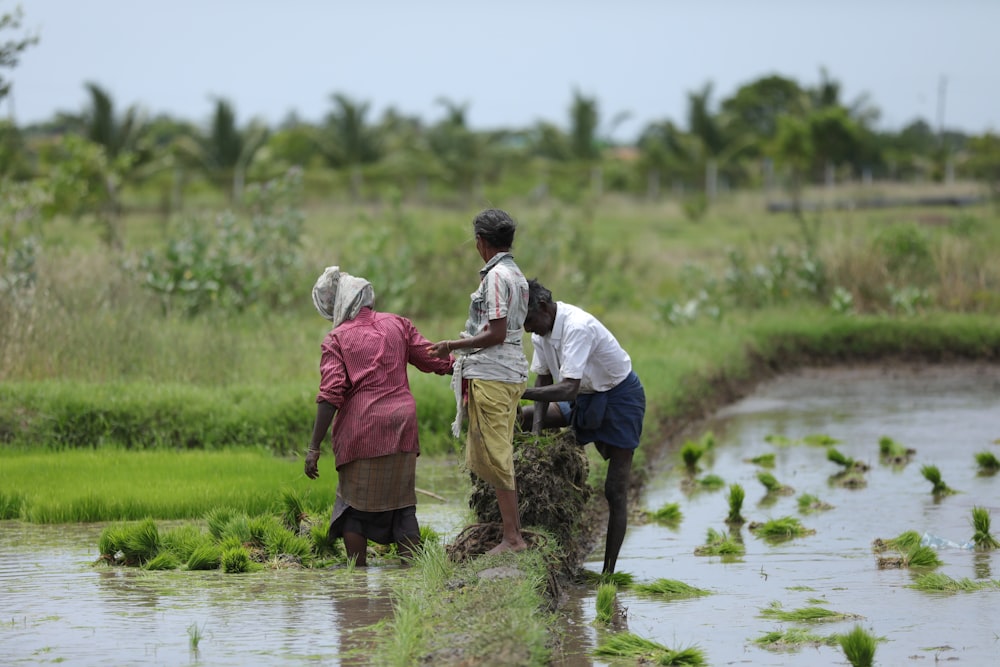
[602,445,634,574]
[343,531,368,567]
[488,487,527,555]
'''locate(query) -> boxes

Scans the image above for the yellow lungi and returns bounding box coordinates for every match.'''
[466,378,527,491]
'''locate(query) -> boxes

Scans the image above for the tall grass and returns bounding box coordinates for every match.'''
[1,448,336,523]
[838,625,878,667]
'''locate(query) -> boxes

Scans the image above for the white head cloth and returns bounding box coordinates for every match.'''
[311,266,374,329]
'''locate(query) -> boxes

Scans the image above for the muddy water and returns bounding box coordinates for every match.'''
[557,363,1000,666]
[2,363,998,666]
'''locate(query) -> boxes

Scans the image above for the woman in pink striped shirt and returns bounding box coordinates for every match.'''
[305,267,453,566]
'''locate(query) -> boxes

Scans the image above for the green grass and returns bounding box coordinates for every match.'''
[871,530,922,553]
[878,435,914,463]
[920,464,957,496]
[971,506,1000,550]
[0,448,337,523]
[975,451,1000,472]
[747,453,775,468]
[797,493,834,513]
[726,484,745,524]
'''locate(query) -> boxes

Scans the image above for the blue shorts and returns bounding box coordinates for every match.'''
[571,372,645,451]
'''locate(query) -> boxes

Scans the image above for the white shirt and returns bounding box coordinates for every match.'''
[529,302,631,394]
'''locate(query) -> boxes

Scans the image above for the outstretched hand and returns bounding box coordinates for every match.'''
[304,449,321,479]
[427,341,452,359]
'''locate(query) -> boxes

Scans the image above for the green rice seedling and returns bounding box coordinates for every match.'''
[219,513,253,544]
[749,517,816,542]
[0,491,25,520]
[221,545,255,573]
[803,433,839,446]
[594,582,617,624]
[753,627,835,650]
[186,544,222,571]
[907,572,1000,593]
[204,507,240,540]
[649,502,683,527]
[877,435,914,464]
[837,624,878,667]
[902,545,943,569]
[726,484,745,524]
[759,601,859,623]
[694,527,745,557]
[975,451,1000,473]
[826,447,856,469]
[797,493,834,513]
[757,472,793,495]
[697,431,716,449]
[871,530,922,553]
[96,523,132,561]
[419,525,441,546]
[697,474,725,490]
[971,506,1000,550]
[279,488,307,531]
[581,570,635,587]
[262,523,313,562]
[144,551,181,570]
[920,464,956,495]
[594,632,706,666]
[121,518,161,566]
[680,440,705,472]
[187,622,204,651]
[633,579,710,599]
[764,433,793,446]
[309,522,340,559]
[747,453,775,468]
[160,524,212,563]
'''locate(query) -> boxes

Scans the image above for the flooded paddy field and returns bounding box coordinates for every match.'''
[561,362,1000,665]
[3,363,999,665]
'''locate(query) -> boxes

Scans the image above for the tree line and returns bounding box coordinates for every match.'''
[2,4,999,232]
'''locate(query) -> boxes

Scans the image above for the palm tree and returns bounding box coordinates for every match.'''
[321,93,380,200]
[427,97,482,201]
[188,97,268,202]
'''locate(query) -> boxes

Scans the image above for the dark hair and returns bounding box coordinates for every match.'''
[472,208,516,249]
[526,278,552,314]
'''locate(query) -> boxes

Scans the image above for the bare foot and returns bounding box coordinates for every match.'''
[485,539,528,556]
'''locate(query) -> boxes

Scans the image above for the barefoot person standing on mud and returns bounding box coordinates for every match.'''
[428,208,530,555]
[519,279,646,574]
[304,266,454,566]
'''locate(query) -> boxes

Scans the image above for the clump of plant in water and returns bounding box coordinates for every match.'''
[871,530,921,553]
[907,573,1000,593]
[581,570,634,588]
[594,582,618,625]
[633,578,711,599]
[826,447,869,472]
[593,632,706,666]
[647,502,683,528]
[726,484,746,525]
[797,493,834,513]
[875,544,942,570]
[680,440,706,474]
[762,432,838,448]
[746,453,775,468]
[694,527,745,558]
[921,464,957,496]
[757,471,794,496]
[753,627,837,651]
[749,517,816,543]
[878,435,915,465]
[759,601,860,623]
[970,506,1000,550]
[975,451,1000,474]
[838,624,879,667]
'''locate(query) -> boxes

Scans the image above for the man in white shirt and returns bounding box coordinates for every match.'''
[520,279,646,575]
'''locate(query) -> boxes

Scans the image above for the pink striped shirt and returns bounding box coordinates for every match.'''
[317,308,453,468]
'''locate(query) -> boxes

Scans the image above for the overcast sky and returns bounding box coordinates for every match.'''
[9,0,1000,141]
